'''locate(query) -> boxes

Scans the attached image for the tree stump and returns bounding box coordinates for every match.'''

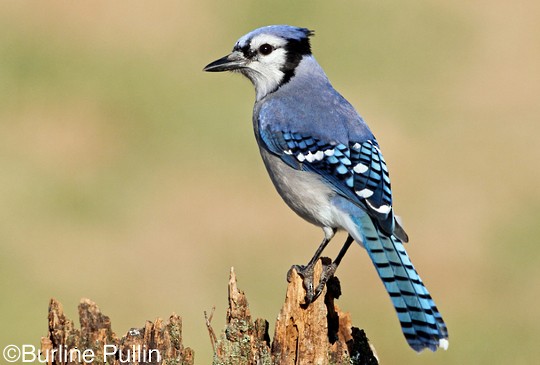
[41,298,194,365]
[213,259,378,365]
[41,259,377,364]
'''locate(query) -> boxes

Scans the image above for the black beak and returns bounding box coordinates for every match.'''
[203,51,247,72]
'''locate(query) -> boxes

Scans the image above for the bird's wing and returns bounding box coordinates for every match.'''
[260,126,406,241]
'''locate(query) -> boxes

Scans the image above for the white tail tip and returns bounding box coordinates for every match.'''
[439,338,449,350]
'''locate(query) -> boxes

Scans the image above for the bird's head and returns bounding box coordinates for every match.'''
[204,25,314,100]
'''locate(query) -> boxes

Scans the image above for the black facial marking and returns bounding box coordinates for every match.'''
[234,41,256,59]
[232,28,314,97]
[280,35,312,85]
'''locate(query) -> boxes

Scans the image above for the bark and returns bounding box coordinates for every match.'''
[41,298,194,365]
[41,259,377,365]
[212,259,378,365]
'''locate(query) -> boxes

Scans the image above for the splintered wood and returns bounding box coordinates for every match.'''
[41,259,377,364]
[213,268,273,365]
[41,298,194,365]
[213,260,378,365]
[272,260,350,364]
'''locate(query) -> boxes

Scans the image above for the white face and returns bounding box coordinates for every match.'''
[236,34,290,100]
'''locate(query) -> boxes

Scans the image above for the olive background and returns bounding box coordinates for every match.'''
[1,1,539,364]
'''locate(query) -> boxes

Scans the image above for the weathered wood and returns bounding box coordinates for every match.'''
[42,259,377,364]
[212,268,272,365]
[213,259,378,365]
[41,298,194,365]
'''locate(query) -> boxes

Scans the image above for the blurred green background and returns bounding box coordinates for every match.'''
[1,0,539,364]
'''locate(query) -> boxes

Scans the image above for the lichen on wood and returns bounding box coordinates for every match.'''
[41,298,194,365]
[212,259,378,365]
[41,259,377,365]
[212,268,273,365]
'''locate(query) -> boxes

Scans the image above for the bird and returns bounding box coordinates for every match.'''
[203,25,448,352]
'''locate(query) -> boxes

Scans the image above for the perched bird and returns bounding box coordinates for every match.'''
[204,25,448,352]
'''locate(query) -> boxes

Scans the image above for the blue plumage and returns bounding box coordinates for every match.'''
[351,212,448,351]
[204,24,448,352]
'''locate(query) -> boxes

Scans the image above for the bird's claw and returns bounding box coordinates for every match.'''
[288,260,337,305]
[312,262,337,301]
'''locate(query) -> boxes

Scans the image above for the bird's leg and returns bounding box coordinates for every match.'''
[309,235,355,303]
[287,228,336,304]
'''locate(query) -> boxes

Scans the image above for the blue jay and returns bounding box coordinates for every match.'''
[204,25,448,352]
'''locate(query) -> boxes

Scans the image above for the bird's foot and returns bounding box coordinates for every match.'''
[312,262,337,302]
[287,258,336,305]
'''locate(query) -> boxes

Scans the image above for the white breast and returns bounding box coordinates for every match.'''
[259,148,337,228]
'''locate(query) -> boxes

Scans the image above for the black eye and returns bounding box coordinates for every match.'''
[259,44,273,56]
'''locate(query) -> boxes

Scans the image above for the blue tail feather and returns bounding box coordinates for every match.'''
[351,214,449,352]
